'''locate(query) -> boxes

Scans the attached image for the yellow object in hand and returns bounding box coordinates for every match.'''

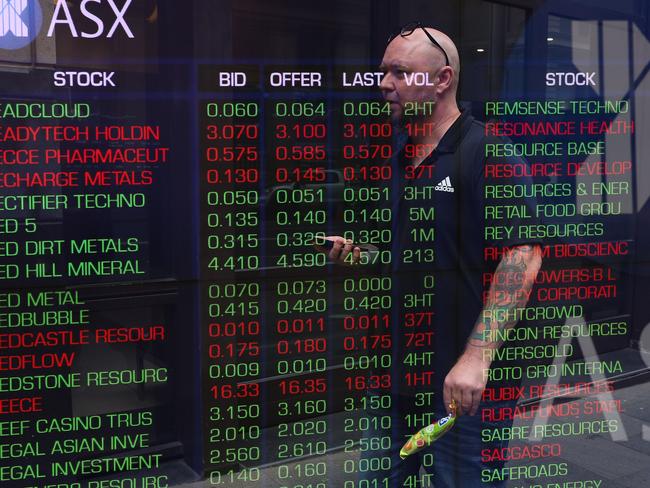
[399,400,457,460]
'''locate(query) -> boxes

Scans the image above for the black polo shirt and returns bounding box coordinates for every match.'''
[387,109,540,395]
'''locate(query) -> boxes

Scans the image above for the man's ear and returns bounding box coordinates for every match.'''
[436,66,455,93]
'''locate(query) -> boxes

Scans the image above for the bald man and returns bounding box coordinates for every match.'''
[380,26,461,145]
[324,25,542,486]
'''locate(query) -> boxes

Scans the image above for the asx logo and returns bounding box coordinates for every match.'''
[0,0,133,50]
[47,0,134,39]
[0,0,43,49]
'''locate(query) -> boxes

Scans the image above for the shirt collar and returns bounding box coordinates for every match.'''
[434,108,472,154]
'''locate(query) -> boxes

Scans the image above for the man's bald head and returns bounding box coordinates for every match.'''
[396,27,460,90]
[423,28,459,86]
[380,26,461,123]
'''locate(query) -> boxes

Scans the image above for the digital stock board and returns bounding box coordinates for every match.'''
[0,1,649,487]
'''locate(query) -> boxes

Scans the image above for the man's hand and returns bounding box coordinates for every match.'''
[443,346,490,416]
[314,236,361,265]
[445,244,542,417]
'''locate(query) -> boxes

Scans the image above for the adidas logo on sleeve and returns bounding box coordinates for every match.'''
[434,176,454,192]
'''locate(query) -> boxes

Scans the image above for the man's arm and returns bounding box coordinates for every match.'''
[443,244,542,416]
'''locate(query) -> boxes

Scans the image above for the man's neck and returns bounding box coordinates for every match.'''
[408,104,462,167]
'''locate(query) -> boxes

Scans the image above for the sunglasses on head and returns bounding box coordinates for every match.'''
[388,22,450,67]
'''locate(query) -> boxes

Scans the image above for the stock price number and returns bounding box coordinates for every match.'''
[274,102,325,117]
[343,187,390,203]
[210,382,259,399]
[278,441,327,459]
[277,297,327,314]
[276,209,326,226]
[343,122,392,138]
[276,231,326,247]
[276,252,326,268]
[344,394,392,411]
[342,144,392,160]
[206,124,259,140]
[206,189,259,206]
[343,295,392,311]
[343,314,390,331]
[276,123,326,139]
[207,255,259,272]
[278,399,327,417]
[208,361,260,379]
[342,165,391,182]
[277,338,326,355]
[206,167,259,183]
[343,208,391,224]
[209,425,261,443]
[207,233,258,249]
[274,188,325,205]
[208,468,260,485]
[344,414,391,432]
[207,320,260,335]
[207,341,260,359]
[209,404,260,421]
[278,462,327,486]
[207,211,258,228]
[207,299,259,317]
[205,102,259,118]
[276,358,327,375]
[342,101,390,117]
[275,167,325,183]
[209,446,260,464]
[345,374,391,391]
[343,229,392,245]
[278,419,327,438]
[276,317,325,334]
[208,283,259,299]
[344,435,391,453]
[278,378,326,396]
[275,145,326,161]
[342,334,391,351]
